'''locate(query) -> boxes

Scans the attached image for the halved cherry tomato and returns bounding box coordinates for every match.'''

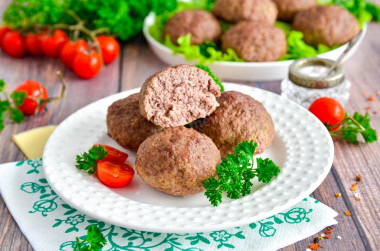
[96,36,120,64]
[25,33,44,56]
[40,29,68,58]
[14,80,48,115]
[60,40,89,70]
[72,50,102,79]
[309,97,345,128]
[97,160,135,188]
[93,144,128,163]
[2,30,26,58]
[0,26,11,48]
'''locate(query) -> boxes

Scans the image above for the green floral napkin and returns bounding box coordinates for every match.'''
[0,159,338,251]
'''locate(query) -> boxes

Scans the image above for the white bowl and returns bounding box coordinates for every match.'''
[143,12,366,82]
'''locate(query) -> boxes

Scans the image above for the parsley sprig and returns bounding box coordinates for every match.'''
[328,112,377,143]
[74,225,106,251]
[0,79,26,130]
[203,141,280,207]
[76,145,108,174]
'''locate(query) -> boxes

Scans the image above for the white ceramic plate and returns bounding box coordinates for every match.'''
[143,13,366,82]
[43,84,334,233]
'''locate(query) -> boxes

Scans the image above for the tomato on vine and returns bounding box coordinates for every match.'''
[0,26,11,48]
[309,97,345,127]
[60,40,89,70]
[14,80,49,115]
[96,36,120,64]
[2,30,26,58]
[25,33,44,56]
[40,29,68,58]
[72,50,102,79]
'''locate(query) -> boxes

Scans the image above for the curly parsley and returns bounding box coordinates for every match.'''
[0,79,26,130]
[75,145,108,174]
[328,112,377,144]
[203,141,280,206]
[74,225,106,251]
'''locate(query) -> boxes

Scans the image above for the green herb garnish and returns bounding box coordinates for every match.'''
[329,112,377,143]
[3,0,178,41]
[74,225,106,251]
[196,64,224,92]
[203,141,281,207]
[75,145,108,174]
[0,79,26,130]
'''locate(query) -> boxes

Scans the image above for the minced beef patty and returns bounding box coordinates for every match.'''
[272,0,317,21]
[193,91,275,159]
[139,65,221,128]
[106,93,162,152]
[222,21,287,62]
[135,127,221,196]
[163,10,221,45]
[292,5,360,47]
[212,0,278,24]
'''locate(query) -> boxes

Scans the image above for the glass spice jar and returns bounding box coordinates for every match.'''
[281,58,351,108]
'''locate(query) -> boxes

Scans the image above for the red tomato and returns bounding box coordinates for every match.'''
[25,33,44,56]
[2,31,26,58]
[93,144,128,163]
[97,160,135,188]
[72,50,102,79]
[0,25,11,48]
[14,80,48,115]
[96,36,120,64]
[60,40,89,70]
[309,97,345,127]
[40,29,68,58]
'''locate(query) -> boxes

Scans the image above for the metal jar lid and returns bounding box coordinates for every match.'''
[289,58,345,89]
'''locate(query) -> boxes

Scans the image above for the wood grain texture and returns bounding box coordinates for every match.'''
[0,0,379,249]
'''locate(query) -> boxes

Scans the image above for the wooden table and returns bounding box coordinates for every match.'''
[0,3,379,251]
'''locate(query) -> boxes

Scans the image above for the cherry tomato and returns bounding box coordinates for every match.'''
[2,30,26,58]
[72,50,102,79]
[0,26,11,48]
[25,33,44,56]
[14,80,48,115]
[97,160,135,188]
[309,97,345,127]
[40,29,68,58]
[96,36,120,64]
[60,40,89,70]
[93,144,128,163]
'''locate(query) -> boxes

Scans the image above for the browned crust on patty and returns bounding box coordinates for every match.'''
[163,10,222,45]
[135,127,221,196]
[106,93,163,152]
[213,0,278,24]
[222,21,287,62]
[139,65,221,128]
[292,5,360,47]
[193,91,275,159]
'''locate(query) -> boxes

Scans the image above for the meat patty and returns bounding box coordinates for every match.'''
[106,93,162,152]
[212,0,278,24]
[135,127,221,196]
[163,10,221,45]
[272,0,317,21]
[193,91,275,159]
[139,65,221,128]
[222,21,287,62]
[292,5,360,47]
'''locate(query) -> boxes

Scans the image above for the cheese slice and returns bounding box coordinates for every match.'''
[13,125,57,159]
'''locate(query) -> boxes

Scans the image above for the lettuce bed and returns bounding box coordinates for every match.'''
[148,0,378,64]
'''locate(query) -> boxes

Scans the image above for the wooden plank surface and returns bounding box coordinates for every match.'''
[0,0,380,250]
